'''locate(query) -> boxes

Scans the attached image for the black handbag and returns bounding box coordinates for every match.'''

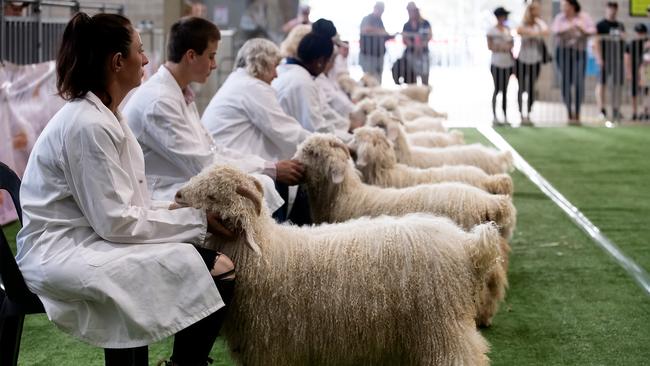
[391,53,416,84]
[540,41,553,64]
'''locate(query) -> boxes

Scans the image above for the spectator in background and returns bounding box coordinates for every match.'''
[402,2,432,85]
[282,4,311,34]
[487,7,514,126]
[516,0,549,126]
[552,0,595,125]
[595,1,625,122]
[360,2,393,83]
[625,23,649,120]
[3,1,28,16]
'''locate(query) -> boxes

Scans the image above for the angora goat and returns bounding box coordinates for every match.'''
[377,97,447,132]
[295,134,516,238]
[408,130,465,148]
[176,164,502,366]
[294,134,513,325]
[368,110,514,175]
[350,127,514,196]
[400,84,432,103]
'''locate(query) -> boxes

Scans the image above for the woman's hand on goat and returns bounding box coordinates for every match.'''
[207,211,238,240]
[275,160,305,185]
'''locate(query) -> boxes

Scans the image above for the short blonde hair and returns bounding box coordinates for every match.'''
[235,38,282,79]
[279,24,311,58]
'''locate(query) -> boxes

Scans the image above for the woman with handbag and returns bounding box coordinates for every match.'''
[516,0,550,126]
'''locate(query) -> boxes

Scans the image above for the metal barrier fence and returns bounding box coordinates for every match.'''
[355,32,650,126]
[0,0,124,65]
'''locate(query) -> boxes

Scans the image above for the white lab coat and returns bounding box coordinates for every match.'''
[272,63,352,142]
[123,66,283,211]
[16,92,223,348]
[315,73,355,119]
[202,68,310,161]
[329,54,350,82]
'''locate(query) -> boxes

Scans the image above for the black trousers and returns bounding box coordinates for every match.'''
[491,65,512,117]
[515,60,541,115]
[169,247,235,366]
[272,182,313,226]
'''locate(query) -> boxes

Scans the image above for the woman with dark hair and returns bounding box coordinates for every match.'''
[16,12,234,365]
[272,21,352,142]
[552,0,596,125]
[402,2,432,85]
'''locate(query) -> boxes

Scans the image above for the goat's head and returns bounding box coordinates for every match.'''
[349,126,397,169]
[175,165,265,254]
[366,109,403,143]
[293,133,352,185]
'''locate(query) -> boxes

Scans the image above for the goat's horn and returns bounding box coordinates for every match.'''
[236,186,262,216]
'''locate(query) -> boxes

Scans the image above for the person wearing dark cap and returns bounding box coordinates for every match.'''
[402,2,432,85]
[487,6,514,126]
[625,23,650,120]
[595,1,626,121]
[551,0,595,125]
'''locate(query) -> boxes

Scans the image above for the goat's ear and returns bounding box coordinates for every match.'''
[355,144,368,167]
[244,229,262,256]
[251,177,264,197]
[330,160,346,184]
[386,123,400,142]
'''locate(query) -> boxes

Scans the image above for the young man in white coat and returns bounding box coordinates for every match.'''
[123,17,301,214]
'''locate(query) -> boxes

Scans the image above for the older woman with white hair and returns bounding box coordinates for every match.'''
[202,38,310,162]
[202,38,313,224]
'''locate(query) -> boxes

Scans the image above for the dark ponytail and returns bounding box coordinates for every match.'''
[56,12,132,101]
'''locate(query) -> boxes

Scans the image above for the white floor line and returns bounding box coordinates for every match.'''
[477,126,650,296]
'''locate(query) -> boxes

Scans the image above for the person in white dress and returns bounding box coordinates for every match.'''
[123,18,293,213]
[16,13,236,365]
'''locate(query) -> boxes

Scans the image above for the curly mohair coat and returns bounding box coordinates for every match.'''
[368,110,514,175]
[376,97,447,132]
[176,165,502,366]
[295,134,516,240]
[407,130,465,148]
[350,127,514,196]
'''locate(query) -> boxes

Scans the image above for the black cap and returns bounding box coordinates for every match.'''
[635,23,648,34]
[312,19,337,39]
[606,1,618,8]
[494,7,510,17]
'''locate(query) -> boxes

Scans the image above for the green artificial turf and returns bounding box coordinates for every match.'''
[464,127,650,365]
[495,126,650,273]
[3,126,650,365]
